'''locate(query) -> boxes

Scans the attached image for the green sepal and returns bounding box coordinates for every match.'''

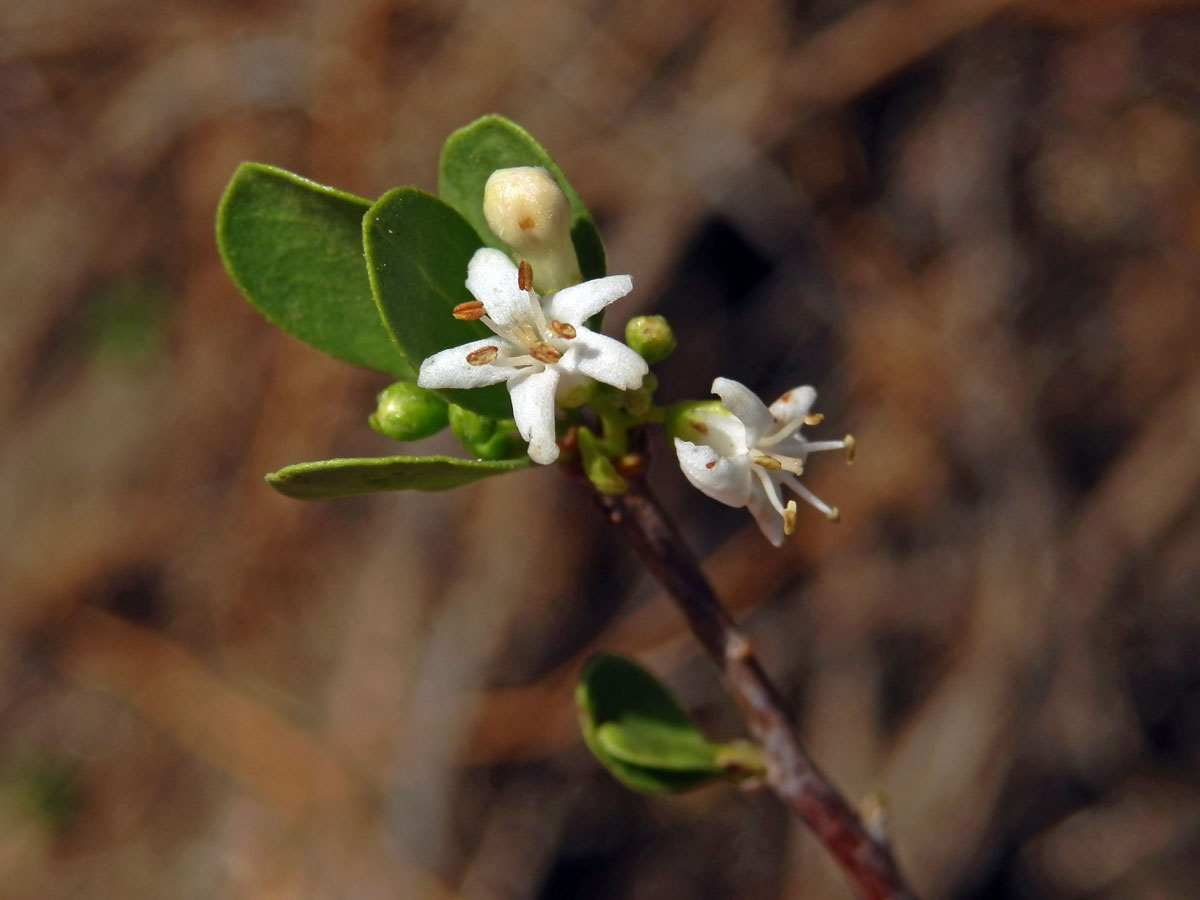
[438,115,606,280]
[577,654,752,794]
[216,162,414,378]
[265,454,530,500]
[362,187,510,419]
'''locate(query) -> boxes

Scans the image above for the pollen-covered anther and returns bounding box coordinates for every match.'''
[466,345,499,366]
[518,259,533,291]
[843,434,857,464]
[753,455,782,470]
[452,300,486,321]
[549,320,576,339]
[804,412,824,426]
[783,500,798,536]
[528,341,561,363]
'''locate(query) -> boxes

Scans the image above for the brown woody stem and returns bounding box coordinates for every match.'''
[589,476,916,900]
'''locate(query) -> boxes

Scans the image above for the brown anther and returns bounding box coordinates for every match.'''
[753,455,782,470]
[783,500,797,536]
[827,507,842,524]
[452,299,486,321]
[549,320,576,339]
[692,421,708,435]
[843,434,857,464]
[705,460,716,470]
[528,341,561,363]
[615,453,646,478]
[466,345,499,366]
[518,259,534,290]
[517,216,536,232]
[804,412,824,426]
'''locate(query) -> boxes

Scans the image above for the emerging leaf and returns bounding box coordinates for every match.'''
[216,162,413,377]
[266,454,530,500]
[576,654,732,794]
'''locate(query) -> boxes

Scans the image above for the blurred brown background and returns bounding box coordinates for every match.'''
[4,0,1200,897]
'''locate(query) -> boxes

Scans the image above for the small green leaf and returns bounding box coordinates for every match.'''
[217,162,414,378]
[266,454,530,500]
[439,115,606,280]
[363,187,510,419]
[576,654,728,794]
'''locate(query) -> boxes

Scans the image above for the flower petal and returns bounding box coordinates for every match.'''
[418,339,517,389]
[558,328,648,391]
[694,408,748,459]
[745,484,785,547]
[508,366,561,464]
[768,385,817,425]
[542,274,633,325]
[674,438,753,507]
[465,248,534,330]
[712,377,775,447]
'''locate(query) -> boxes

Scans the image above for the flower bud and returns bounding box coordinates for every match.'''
[483,167,581,293]
[369,381,449,442]
[625,315,676,364]
[665,399,727,444]
[447,404,526,460]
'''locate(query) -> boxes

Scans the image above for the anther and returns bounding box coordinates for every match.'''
[466,345,499,366]
[843,434,857,464]
[753,455,782,470]
[615,453,646,478]
[528,341,561,363]
[826,507,842,524]
[783,500,797,536]
[549,320,576,339]
[804,412,824,426]
[705,460,716,469]
[452,300,486,321]
[518,259,534,291]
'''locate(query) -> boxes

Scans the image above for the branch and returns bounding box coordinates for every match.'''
[589,476,916,900]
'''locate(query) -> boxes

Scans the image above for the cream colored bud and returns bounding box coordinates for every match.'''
[483,166,581,293]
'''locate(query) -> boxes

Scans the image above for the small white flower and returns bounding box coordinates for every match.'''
[674,377,855,546]
[418,248,649,464]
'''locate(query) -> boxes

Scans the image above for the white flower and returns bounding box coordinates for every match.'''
[418,248,648,464]
[674,377,854,546]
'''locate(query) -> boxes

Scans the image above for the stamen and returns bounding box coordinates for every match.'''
[466,345,499,366]
[753,455,782,470]
[758,418,808,448]
[843,434,857,464]
[705,460,716,470]
[725,633,752,662]
[827,507,842,523]
[518,259,534,291]
[693,421,708,435]
[804,412,824,426]
[783,500,797,536]
[452,299,486,321]
[549,320,576,339]
[528,341,562,363]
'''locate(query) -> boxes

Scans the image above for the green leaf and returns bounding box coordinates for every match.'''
[216,162,414,378]
[265,454,530,500]
[363,187,510,419]
[439,115,606,280]
[576,654,727,794]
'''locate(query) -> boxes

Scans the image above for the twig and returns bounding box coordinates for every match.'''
[589,475,916,900]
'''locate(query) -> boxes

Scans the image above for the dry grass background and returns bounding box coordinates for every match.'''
[3,0,1200,897]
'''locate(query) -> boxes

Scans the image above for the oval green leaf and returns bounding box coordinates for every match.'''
[216,162,414,378]
[363,187,511,419]
[576,654,726,794]
[266,454,530,500]
[438,115,606,280]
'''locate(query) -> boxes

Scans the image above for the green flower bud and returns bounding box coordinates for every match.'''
[625,315,676,364]
[369,381,449,442]
[665,399,727,444]
[621,372,658,418]
[448,404,526,460]
[578,427,627,495]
